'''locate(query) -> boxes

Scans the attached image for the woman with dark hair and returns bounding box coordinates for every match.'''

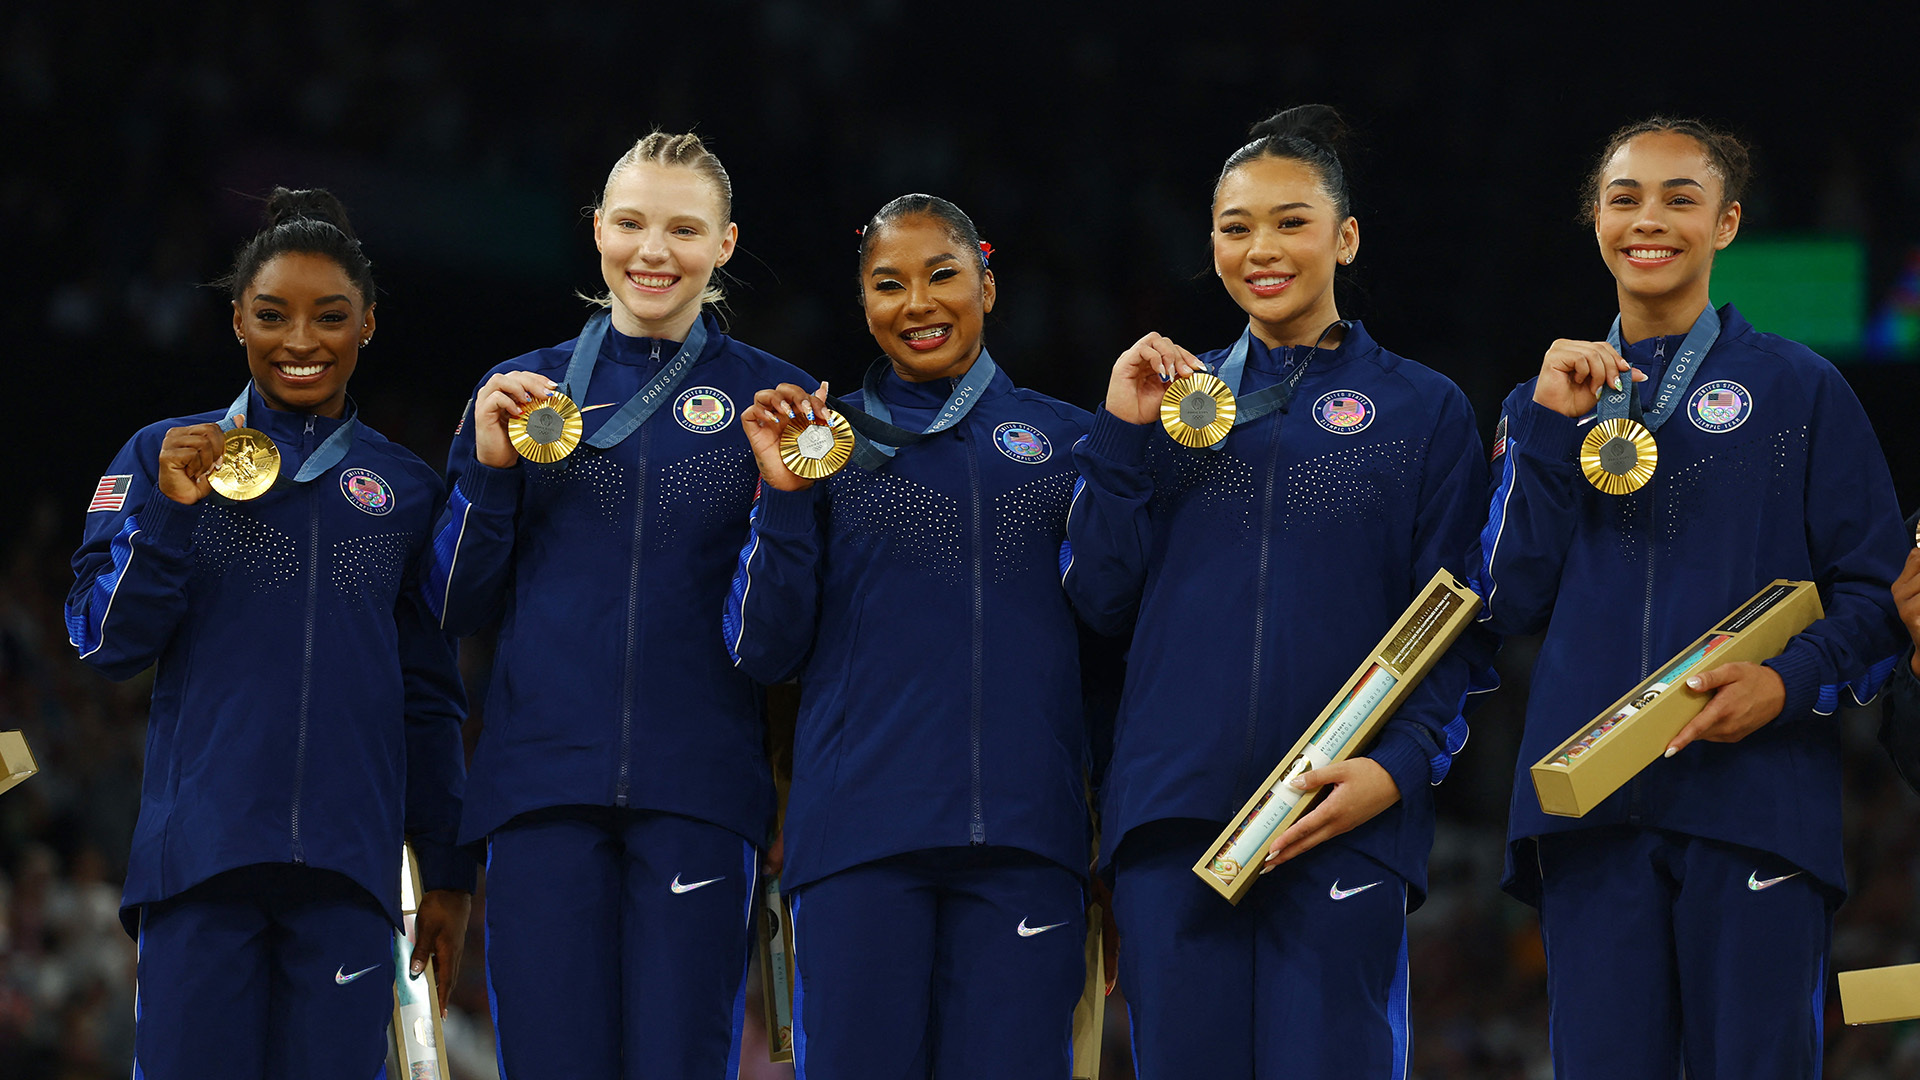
[1480,117,1907,1077]
[66,187,471,1079]
[1063,105,1494,1076]
[726,195,1094,1077]
[426,131,813,1076]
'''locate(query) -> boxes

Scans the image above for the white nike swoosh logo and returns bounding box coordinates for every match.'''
[1748,870,1801,891]
[670,873,724,894]
[1329,879,1383,901]
[1016,918,1067,937]
[334,964,382,985]
[1577,415,1598,426]
[579,402,617,413]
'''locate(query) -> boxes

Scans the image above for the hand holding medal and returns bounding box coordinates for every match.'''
[1103,332,1204,428]
[473,371,569,468]
[743,381,847,489]
[157,421,235,506]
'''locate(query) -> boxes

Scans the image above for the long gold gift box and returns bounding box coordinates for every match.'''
[389,841,452,1079]
[0,731,38,795]
[1839,963,1920,1025]
[1530,579,1822,818]
[758,877,797,1063]
[1193,569,1482,904]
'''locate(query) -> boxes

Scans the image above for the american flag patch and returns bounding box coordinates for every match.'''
[88,475,133,513]
[1490,415,1508,460]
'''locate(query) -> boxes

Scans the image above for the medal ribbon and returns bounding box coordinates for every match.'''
[559,311,711,449]
[1201,320,1350,451]
[221,385,357,482]
[1597,304,1721,432]
[827,349,999,470]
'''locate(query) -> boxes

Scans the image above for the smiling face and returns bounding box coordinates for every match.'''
[594,162,737,339]
[1212,155,1357,348]
[230,251,371,418]
[1594,131,1741,314]
[861,213,996,382]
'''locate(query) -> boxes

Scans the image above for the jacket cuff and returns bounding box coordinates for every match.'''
[1365,728,1434,797]
[1763,642,1825,724]
[137,488,202,553]
[755,483,820,535]
[1510,399,1585,466]
[1084,407,1152,466]
[411,837,479,894]
[458,461,522,513]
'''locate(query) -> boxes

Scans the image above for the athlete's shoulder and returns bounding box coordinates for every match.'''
[121,408,229,456]
[1004,387,1094,431]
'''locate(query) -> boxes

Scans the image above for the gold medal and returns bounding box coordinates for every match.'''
[1161,373,1238,448]
[209,427,281,501]
[778,412,855,479]
[508,392,584,464]
[1580,418,1659,494]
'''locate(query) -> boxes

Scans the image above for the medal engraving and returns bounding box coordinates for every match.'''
[507,392,583,464]
[1580,418,1658,495]
[1161,373,1238,449]
[209,428,281,501]
[778,412,855,479]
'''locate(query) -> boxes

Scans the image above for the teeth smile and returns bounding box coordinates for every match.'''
[1249,275,1291,286]
[905,327,948,341]
[1628,248,1678,260]
[630,274,677,288]
[280,364,326,377]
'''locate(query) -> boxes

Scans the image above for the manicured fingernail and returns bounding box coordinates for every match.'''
[1663,746,1678,758]
[804,403,816,421]
[1685,676,1702,690]
[1609,376,1621,392]
[1259,863,1276,875]
[410,960,423,976]
[1286,776,1309,792]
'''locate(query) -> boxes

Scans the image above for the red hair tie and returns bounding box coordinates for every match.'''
[979,240,994,266]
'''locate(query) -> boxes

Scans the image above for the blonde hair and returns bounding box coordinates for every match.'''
[588,131,735,309]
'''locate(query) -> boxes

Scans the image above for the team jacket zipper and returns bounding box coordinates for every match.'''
[966,409,987,844]
[290,414,318,862]
[615,341,660,805]
[1240,414,1284,800]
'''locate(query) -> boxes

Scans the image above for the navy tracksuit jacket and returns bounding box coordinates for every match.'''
[430,311,812,847]
[1481,304,1908,903]
[66,386,470,930]
[1064,322,1496,900]
[724,361,1095,891]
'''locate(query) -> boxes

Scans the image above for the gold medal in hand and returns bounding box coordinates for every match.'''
[508,392,584,463]
[1580,418,1658,494]
[209,427,281,501]
[778,411,855,479]
[1161,373,1237,448]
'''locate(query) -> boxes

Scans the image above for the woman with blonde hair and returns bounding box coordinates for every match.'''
[427,131,812,1076]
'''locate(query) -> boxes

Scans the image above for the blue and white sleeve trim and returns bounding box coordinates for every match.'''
[66,516,141,658]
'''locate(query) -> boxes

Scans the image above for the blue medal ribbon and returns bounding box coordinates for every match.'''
[1598,304,1721,432]
[827,349,999,470]
[1198,320,1349,451]
[220,385,357,483]
[559,310,711,450]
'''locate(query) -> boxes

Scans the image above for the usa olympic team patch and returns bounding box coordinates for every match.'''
[1312,390,1375,435]
[993,422,1052,463]
[1688,380,1751,433]
[340,469,394,516]
[675,387,733,433]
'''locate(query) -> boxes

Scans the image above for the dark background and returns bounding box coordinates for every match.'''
[4,4,1920,1077]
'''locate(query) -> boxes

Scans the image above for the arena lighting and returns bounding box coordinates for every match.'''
[1711,234,1866,356]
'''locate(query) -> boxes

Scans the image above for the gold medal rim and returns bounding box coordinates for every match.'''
[1579,417,1659,495]
[209,426,282,501]
[1160,372,1238,449]
[778,412,855,480]
[508,391,584,464]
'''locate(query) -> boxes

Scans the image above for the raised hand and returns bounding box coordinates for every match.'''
[1104,333,1204,426]
[741,381,831,493]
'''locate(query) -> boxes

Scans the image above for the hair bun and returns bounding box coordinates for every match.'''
[264,186,358,240]
[1248,104,1350,153]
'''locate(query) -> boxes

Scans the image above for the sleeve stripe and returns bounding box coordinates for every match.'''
[1475,430,1519,621]
[1058,475,1086,586]
[426,483,474,628]
[723,500,764,667]
[67,517,142,658]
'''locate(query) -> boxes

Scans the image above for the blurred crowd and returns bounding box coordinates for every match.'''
[6,3,1920,1077]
